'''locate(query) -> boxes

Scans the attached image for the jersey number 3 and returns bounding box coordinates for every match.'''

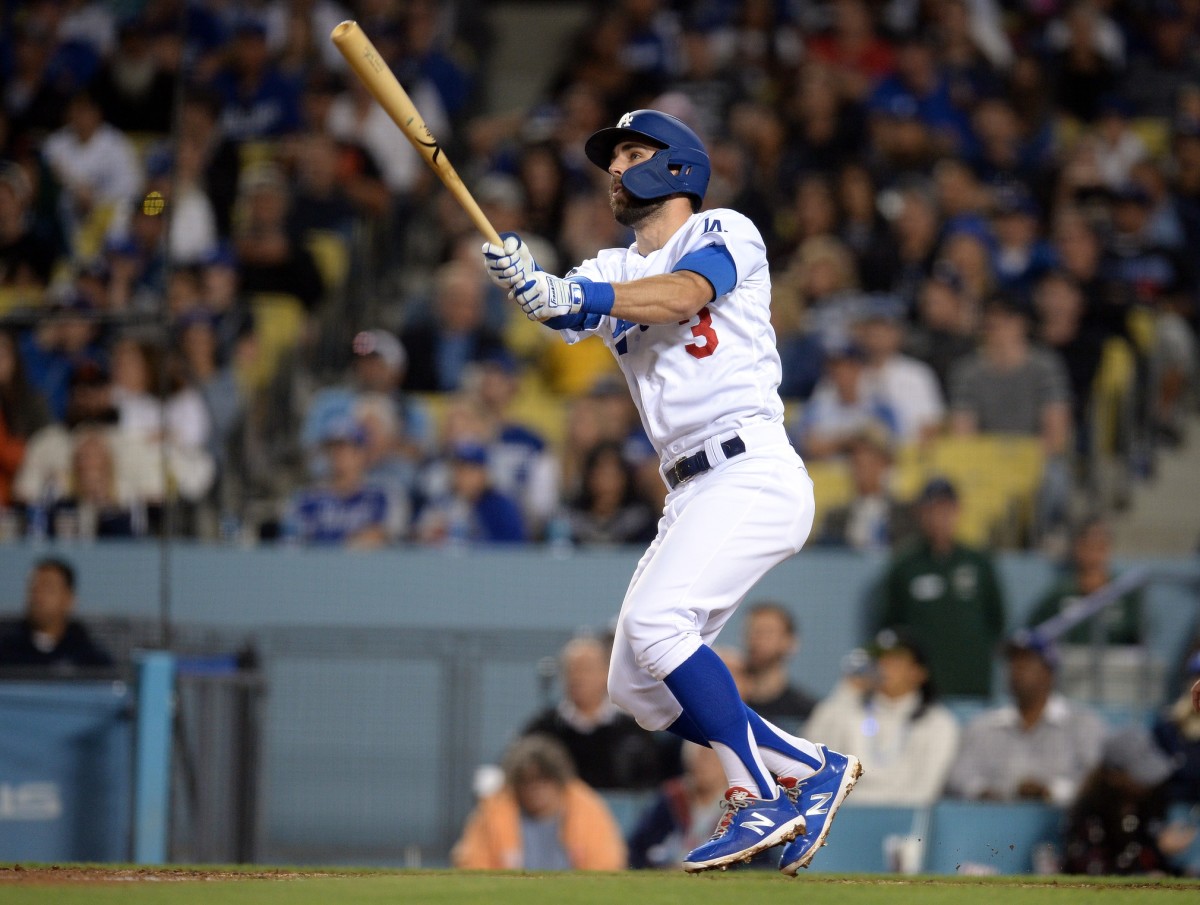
[681,306,719,359]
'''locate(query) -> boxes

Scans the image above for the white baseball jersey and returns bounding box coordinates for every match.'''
[559,209,784,465]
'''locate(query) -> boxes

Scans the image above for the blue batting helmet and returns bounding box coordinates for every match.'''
[584,110,710,204]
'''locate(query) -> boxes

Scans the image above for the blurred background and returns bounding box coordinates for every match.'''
[0,0,1199,879]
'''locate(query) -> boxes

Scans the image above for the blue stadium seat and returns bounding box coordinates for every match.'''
[925,800,1063,875]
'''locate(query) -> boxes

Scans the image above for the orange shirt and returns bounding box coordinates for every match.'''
[452,779,627,871]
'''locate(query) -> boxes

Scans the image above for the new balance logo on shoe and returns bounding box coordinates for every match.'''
[742,811,776,836]
[805,792,833,817]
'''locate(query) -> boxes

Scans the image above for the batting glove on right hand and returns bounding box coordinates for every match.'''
[482,231,535,292]
[512,271,585,322]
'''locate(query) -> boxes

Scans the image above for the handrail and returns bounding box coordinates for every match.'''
[1028,566,1200,704]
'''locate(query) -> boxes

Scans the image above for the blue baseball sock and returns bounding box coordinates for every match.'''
[744,706,824,776]
[666,711,709,746]
[662,645,774,798]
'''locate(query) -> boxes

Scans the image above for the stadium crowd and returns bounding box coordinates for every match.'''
[0,0,1198,554]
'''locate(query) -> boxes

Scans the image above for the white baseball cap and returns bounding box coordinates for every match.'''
[352,329,407,373]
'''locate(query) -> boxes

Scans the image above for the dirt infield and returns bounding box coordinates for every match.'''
[0,865,339,884]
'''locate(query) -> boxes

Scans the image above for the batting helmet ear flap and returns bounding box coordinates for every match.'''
[584,109,711,204]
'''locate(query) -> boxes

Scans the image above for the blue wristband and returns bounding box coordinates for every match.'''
[577,280,615,316]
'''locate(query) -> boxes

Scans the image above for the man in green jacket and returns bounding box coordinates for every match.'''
[873,477,1007,698]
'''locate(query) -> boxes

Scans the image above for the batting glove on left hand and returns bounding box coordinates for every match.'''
[482,231,536,292]
[512,271,585,322]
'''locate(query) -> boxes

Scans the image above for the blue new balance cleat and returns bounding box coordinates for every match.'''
[778,747,863,875]
[682,785,806,873]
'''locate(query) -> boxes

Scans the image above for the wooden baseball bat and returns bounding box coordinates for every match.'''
[330,20,502,246]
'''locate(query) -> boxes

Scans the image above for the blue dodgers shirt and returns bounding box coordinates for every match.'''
[291,486,389,545]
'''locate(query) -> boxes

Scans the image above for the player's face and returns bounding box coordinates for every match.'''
[608,140,668,228]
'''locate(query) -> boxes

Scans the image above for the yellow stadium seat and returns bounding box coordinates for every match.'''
[74,201,118,260]
[1127,307,1156,354]
[1130,118,1170,158]
[1091,337,1136,454]
[245,292,307,389]
[0,287,43,315]
[890,441,927,502]
[306,230,350,296]
[805,459,854,526]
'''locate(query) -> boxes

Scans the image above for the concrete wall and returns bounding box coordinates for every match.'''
[0,542,1196,865]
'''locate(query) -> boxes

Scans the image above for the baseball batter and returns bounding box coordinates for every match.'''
[482,110,861,873]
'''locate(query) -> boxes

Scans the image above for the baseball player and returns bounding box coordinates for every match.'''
[481,110,861,874]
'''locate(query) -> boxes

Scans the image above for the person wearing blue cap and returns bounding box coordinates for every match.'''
[283,416,397,548]
[872,475,1007,697]
[414,442,526,545]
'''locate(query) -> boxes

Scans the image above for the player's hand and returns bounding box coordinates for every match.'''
[512,271,585,322]
[482,232,535,292]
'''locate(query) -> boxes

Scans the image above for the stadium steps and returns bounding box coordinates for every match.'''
[1111,413,1200,555]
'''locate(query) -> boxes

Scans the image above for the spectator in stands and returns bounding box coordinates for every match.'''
[18,297,107,422]
[1152,649,1200,806]
[0,557,114,670]
[947,631,1107,804]
[467,354,560,537]
[522,636,664,791]
[414,442,525,545]
[1105,182,1197,449]
[1025,515,1144,645]
[452,734,627,870]
[792,340,899,460]
[209,18,302,141]
[1033,272,1105,441]
[949,293,1073,540]
[176,310,245,477]
[0,160,56,288]
[740,602,817,724]
[627,743,732,870]
[285,416,396,548]
[564,440,656,548]
[805,629,960,806]
[905,264,977,397]
[304,328,430,487]
[817,424,918,551]
[47,426,143,540]
[855,298,946,445]
[989,185,1057,301]
[106,336,215,503]
[401,262,508,393]
[90,17,177,134]
[873,476,1006,698]
[1062,726,1196,875]
[0,328,50,507]
[232,162,325,310]
[41,89,141,255]
[177,90,241,239]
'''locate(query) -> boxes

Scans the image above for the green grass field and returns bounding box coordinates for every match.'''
[1,868,1198,905]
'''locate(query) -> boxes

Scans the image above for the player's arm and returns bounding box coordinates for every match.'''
[512,244,737,326]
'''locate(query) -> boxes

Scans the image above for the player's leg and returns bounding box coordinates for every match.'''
[609,450,812,869]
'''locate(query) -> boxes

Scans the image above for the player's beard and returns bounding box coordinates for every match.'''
[611,180,667,228]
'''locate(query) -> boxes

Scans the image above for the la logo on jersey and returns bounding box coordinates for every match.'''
[743,811,777,836]
[703,217,723,233]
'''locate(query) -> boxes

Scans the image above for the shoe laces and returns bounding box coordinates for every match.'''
[777,776,800,806]
[709,787,753,839]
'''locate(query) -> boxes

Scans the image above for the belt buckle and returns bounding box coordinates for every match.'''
[669,458,688,488]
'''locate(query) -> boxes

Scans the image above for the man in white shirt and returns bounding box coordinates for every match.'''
[946,631,1107,805]
[856,299,945,445]
[42,90,142,253]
